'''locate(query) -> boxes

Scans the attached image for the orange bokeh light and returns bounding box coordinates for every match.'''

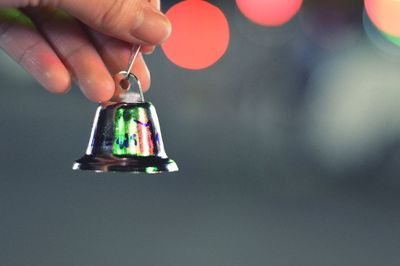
[161,0,230,70]
[365,0,400,37]
[236,0,303,26]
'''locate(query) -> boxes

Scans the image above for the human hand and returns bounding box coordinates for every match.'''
[0,0,171,102]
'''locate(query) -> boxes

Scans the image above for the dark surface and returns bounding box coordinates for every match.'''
[2,1,400,265]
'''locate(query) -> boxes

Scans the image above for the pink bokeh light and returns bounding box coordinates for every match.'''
[236,0,303,27]
[161,0,230,70]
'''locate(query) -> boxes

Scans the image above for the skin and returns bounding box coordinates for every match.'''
[0,0,171,102]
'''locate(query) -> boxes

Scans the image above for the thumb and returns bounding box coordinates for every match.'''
[1,0,172,45]
[60,0,171,44]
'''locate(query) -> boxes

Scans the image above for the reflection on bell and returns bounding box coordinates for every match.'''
[73,70,178,173]
[73,102,178,173]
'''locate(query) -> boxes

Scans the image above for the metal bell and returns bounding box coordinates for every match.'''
[73,70,178,173]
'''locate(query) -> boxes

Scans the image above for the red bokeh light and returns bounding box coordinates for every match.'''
[365,0,400,37]
[161,0,230,70]
[236,0,303,26]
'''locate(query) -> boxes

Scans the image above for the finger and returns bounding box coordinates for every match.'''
[142,0,161,54]
[58,0,171,45]
[0,9,71,93]
[149,0,160,10]
[23,7,115,102]
[112,33,154,55]
[87,30,151,91]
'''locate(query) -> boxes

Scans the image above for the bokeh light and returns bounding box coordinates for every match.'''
[363,10,400,57]
[304,44,400,169]
[161,0,230,70]
[233,4,300,49]
[236,0,303,26]
[365,0,400,37]
[383,33,400,47]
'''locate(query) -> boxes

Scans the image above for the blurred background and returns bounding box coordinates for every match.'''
[2,0,400,265]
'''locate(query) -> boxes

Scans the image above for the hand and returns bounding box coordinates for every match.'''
[0,0,171,102]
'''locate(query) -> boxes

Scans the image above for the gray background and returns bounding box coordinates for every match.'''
[2,1,400,265]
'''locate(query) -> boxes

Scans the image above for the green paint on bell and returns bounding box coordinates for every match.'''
[112,106,155,157]
[145,166,159,174]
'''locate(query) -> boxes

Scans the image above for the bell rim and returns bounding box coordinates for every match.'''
[72,154,178,174]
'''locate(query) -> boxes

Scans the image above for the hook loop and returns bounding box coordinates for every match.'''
[111,71,144,103]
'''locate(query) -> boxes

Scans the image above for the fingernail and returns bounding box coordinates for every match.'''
[131,4,172,44]
[142,46,156,55]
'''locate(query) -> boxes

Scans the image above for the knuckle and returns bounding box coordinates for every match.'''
[97,0,126,31]
[63,42,89,60]
[17,38,42,64]
[96,0,143,33]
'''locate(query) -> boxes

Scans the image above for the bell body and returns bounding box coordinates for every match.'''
[73,102,178,173]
